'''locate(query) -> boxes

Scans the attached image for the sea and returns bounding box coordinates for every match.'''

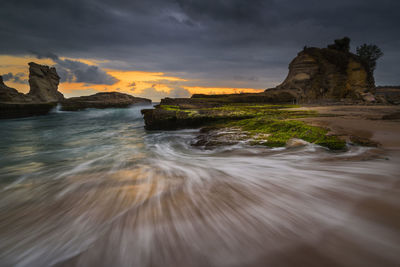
[0,105,399,267]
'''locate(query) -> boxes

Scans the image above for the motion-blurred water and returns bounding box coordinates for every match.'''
[0,106,399,267]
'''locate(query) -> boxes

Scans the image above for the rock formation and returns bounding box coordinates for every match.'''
[27,62,64,102]
[61,92,151,111]
[1,62,64,104]
[265,47,376,103]
[0,75,31,103]
[0,75,56,119]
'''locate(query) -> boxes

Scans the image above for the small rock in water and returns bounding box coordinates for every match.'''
[286,138,309,148]
[192,127,250,148]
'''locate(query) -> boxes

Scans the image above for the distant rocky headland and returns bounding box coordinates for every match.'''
[60,92,151,111]
[190,45,379,104]
[0,63,151,119]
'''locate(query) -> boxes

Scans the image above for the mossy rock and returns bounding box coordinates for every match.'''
[142,103,346,150]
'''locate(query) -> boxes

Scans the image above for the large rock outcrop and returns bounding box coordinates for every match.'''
[27,62,64,102]
[61,92,151,111]
[265,47,375,103]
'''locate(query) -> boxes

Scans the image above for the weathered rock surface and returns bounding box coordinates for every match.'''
[266,47,375,103]
[61,92,151,111]
[191,127,251,148]
[0,63,64,119]
[0,76,31,103]
[27,62,64,102]
[0,75,57,119]
[141,108,217,130]
[140,106,251,130]
[0,102,56,119]
[286,138,309,148]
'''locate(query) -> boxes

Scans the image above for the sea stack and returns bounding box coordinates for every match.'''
[27,62,64,102]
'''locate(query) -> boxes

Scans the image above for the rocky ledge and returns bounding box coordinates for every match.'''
[61,92,151,111]
[141,102,348,150]
[0,102,56,119]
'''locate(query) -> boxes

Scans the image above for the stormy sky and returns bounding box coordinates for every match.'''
[1,0,399,99]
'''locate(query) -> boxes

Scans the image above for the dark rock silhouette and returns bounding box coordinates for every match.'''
[0,75,31,103]
[61,92,151,111]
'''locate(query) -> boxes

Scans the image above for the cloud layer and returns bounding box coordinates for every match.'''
[31,51,118,85]
[1,0,399,87]
[1,72,28,84]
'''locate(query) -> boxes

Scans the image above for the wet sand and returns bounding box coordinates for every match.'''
[294,105,400,150]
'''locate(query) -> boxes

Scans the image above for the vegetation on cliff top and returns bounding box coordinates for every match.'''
[356,44,384,74]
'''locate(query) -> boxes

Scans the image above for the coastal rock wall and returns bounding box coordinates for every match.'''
[27,62,64,102]
[268,47,375,103]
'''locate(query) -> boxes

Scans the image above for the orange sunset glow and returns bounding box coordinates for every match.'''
[0,55,264,101]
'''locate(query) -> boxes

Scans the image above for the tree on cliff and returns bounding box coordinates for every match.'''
[356,44,384,74]
[327,37,351,53]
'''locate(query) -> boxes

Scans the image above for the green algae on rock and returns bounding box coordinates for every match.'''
[228,118,346,150]
[142,103,346,150]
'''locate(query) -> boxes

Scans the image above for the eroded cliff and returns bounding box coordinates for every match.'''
[27,62,64,102]
[267,47,375,103]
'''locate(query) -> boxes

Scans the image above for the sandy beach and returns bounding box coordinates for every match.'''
[293,105,400,150]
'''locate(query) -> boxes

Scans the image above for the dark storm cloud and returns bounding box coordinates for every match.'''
[1,72,28,84]
[54,58,119,85]
[31,52,119,85]
[1,0,399,86]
